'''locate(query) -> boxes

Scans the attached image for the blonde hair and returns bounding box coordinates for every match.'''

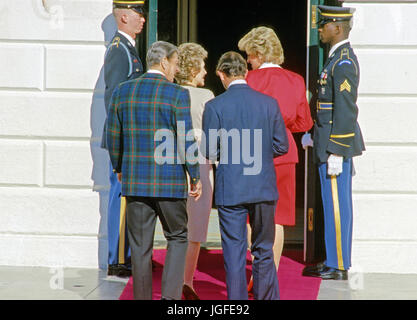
[238,26,285,65]
[175,43,208,85]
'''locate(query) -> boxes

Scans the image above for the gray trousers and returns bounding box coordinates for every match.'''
[126,196,188,300]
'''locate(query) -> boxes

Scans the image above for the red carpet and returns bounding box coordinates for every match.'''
[119,249,321,300]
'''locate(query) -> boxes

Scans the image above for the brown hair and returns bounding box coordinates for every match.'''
[216,51,247,77]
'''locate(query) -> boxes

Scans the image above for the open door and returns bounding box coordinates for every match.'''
[197,0,310,246]
[172,0,310,247]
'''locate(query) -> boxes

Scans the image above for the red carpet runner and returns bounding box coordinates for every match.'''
[119,249,321,300]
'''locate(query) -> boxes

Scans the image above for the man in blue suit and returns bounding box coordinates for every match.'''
[201,51,289,300]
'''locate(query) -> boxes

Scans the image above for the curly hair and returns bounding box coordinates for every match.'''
[175,43,208,85]
[238,26,285,65]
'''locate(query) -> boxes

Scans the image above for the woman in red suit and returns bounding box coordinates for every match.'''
[238,26,313,287]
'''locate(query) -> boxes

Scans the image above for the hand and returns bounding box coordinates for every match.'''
[117,173,122,182]
[327,154,343,176]
[301,133,314,149]
[189,180,202,201]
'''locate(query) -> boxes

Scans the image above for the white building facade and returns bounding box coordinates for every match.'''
[346,0,417,274]
[0,0,416,274]
[0,0,113,269]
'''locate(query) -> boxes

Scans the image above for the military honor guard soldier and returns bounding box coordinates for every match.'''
[102,0,146,277]
[302,5,365,280]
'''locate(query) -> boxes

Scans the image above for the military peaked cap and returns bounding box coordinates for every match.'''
[113,0,146,14]
[317,5,355,26]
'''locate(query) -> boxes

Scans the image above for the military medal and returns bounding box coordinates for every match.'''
[320,72,328,86]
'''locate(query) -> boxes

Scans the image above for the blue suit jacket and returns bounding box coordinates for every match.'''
[201,83,289,206]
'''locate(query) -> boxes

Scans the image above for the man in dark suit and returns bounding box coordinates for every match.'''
[201,51,289,300]
[107,41,202,300]
[302,5,365,280]
[102,0,146,277]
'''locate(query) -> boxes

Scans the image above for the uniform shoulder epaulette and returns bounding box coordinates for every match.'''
[111,37,121,48]
[332,47,358,76]
[105,38,134,78]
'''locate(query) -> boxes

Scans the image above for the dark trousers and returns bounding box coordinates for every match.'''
[126,196,188,300]
[218,201,279,300]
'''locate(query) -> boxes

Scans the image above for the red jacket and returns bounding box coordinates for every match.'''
[246,67,313,165]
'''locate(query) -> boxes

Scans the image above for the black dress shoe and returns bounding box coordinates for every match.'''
[303,265,348,280]
[107,264,132,277]
[302,262,326,275]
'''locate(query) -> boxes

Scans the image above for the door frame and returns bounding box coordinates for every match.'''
[304,0,326,263]
[148,0,158,48]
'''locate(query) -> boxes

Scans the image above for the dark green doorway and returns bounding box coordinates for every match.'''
[196,0,308,246]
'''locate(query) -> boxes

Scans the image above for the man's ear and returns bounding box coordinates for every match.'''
[120,13,129,24]
[161,57,168,71]
[244,70,248,78]
[335,23,343,36]
[217,71,225,81]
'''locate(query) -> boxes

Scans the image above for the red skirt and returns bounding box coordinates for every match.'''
[274,163,296,226]
[246,164,296,226]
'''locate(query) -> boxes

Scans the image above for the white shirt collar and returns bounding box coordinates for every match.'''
[118,30,136,47]
[228,79,247,88]
[329,39,349,57]
[259,62,282,69]
[147,69,165,76]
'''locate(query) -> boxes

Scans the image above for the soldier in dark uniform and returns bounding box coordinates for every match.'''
[102,0,146,277]
[302,5,365,280]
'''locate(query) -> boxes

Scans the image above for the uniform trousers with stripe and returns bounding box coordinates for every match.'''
[107,162,131,266]
[318,158,353,271]
[218,201,279,300]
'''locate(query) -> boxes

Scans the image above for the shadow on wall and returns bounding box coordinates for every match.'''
[90,13,117,270]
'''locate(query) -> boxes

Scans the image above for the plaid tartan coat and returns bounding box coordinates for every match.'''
[106,72,200,199]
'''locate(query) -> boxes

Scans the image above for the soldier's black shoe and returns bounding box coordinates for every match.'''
[303,265,348,280]
[107,264,132,278]
[302,262,326,275]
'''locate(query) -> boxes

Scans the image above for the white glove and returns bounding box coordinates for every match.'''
[301,133,314,149]
[327,154,343,176]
